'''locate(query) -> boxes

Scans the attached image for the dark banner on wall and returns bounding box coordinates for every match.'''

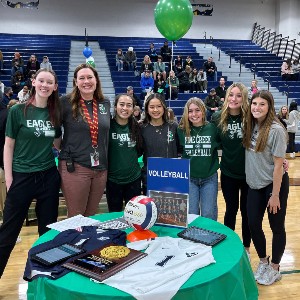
[191,3,213,16]
[1,0,39,9]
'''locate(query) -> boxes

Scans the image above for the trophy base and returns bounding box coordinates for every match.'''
[127,229,158,242]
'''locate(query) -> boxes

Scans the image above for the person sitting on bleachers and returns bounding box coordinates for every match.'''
[204,88,222,121]
[203,56,216,79]
[124,47,137,71]
[1,87,14,107]
[147,43,158,63]
[154,72,166,95]
[17,85,30,103]
[25,70,36,90]
[166,70,179,100]
[140,70,154,101]
[248,79,260,99]
[11,71,25,94]
[173,55,183,75]
[160,41,172,63]
[197,68,207,93]
[126,86,141,108]
[26,54,40,77]
[215,77,227,101]
[40,56,53,71]
[115,49,125,71]
[11,52,24,76]
[183,55,194,70]
[189,67,199,93]
[153,55,166,81]
[140,55,154,77]
[177,65,192,93]
[292,59,300,81]
[281,58,293,81]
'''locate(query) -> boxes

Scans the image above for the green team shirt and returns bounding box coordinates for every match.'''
[108,118,141,184]
[177,123,219,179]
[212,111,245,179]
[5,103,60,173]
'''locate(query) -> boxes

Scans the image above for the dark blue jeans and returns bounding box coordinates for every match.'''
[0,166,60,277]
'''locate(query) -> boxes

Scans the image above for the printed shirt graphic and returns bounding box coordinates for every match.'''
[177,123,219,179]
[5,103,60,172]
[108,119,141,184]
[103,237,215,300]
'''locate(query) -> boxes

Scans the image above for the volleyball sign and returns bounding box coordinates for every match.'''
[124,196,157,231]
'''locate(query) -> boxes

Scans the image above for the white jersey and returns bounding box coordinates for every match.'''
[103,237,215,300]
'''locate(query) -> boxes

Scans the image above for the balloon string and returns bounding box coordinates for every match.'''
[168,41,174,108]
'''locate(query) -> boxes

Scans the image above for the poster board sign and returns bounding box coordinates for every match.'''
[147,158,189,228]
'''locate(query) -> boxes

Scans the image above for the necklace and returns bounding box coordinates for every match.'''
[192,125,204,135]
[150,122,164,134]
[228,114,240,123]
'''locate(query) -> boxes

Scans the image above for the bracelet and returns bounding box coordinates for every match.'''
[270,193,279,197]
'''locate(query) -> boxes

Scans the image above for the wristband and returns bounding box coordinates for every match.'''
[270,193,279,197]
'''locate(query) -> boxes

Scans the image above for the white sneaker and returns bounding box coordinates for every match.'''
[257,264,282,285]
[254,260,269,280]
[16,236,22,244]
[203,90,207,93]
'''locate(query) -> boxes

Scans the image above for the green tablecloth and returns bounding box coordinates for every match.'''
[27,213,258,300]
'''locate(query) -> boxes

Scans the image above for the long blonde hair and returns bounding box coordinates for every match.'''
[278,105,289,119]
[178,97,207,137]
[243,90,287,152]
[219,83,249,134]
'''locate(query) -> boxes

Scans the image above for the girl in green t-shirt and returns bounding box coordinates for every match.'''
[106,94,143,212]
[177,97,219,220]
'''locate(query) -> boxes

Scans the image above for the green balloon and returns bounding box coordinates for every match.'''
[86,60,96,68]
[154,0,193,41]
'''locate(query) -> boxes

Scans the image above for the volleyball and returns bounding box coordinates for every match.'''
[124,196,158,231]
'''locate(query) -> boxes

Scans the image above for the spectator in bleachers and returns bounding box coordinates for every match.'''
[26,54,40,78]
[204,88,222,121]
[154,72,166,94]
[17,85,30,103]
[140,55,154,77]
[57,63,110,217]
[197,68,208,93]
[277,105,288,129]
[173,55,183,75]
[215,77,227,101]
[115,49,125,71]
[124,47,137,71]
[133,105,142,122]
[167,108,178,124]
[160,41,172,63]
[1,87,14,106]
[126,86,141,108]
[283,101,300,158]
[153,55,166,81]
[203,56,216,79]
[140,70,154,101]
[40,56,53,71]
[11,52,24,76]
[25,70,36,90]
[147,43,158,62]
[292,59,300,81]
[189,67,200,93]
[166,70,179,100]
[11,71,25,94]
[248,79,260,100]
[183,56,194,70]
[281,58,293,81]
[177,65,192,93]
[0,80,4,93]
[0,50,4,74]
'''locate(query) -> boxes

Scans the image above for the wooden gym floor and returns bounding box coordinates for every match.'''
[0,158,299,299]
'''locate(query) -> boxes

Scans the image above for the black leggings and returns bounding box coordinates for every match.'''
[288,132,295,153]
[247,172,289,264]
[221,173,251,248]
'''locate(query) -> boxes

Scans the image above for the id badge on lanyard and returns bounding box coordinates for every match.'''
[90,146,100,167]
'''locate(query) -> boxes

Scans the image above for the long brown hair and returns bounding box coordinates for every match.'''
[69,63,104,119]
[219,83,249,134]
[178,97,207,137]
[243,90,287,152]
[25,68,60,126]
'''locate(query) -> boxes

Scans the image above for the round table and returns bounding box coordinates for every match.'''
[27,212,258,300]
